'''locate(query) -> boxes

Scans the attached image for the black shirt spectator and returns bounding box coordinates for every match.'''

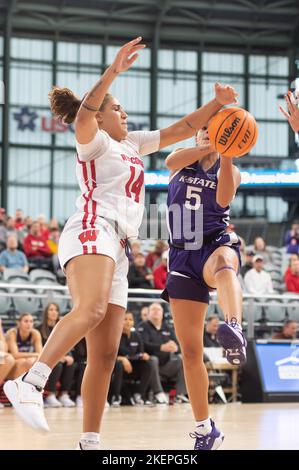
[138,319,179,366]
[128,252,153,288]
[240,250,255,278]
[203,315,220,348]
[119,330,145,360]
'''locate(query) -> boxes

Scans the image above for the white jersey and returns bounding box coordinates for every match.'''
[74,129,160,238]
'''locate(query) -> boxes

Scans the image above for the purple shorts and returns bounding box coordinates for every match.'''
[161,231,241,305]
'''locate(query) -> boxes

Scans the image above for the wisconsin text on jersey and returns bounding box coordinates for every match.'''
[121,153,144,167]
[178,175,217,189]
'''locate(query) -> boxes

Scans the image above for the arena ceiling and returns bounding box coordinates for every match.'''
[0,0,299,52]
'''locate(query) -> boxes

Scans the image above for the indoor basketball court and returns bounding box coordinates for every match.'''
[1,0,299,455]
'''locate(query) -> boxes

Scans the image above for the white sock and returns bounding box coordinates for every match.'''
[23,362,52,389]
[196,417,212,435]
[79,432,100,450]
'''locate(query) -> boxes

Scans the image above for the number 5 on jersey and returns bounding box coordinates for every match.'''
[185,185,202,210]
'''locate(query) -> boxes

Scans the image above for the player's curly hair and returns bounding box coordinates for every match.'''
[48,87,112,124]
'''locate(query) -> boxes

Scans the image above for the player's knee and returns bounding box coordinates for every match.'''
[181,346,203,365]
[83,303,107,329]
[213,253,234,273]
[101,348,119,371]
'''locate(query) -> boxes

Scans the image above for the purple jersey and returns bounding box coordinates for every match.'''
[167,158,230,246]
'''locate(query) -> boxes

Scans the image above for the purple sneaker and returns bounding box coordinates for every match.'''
[216,318,247,365]
[189,420,224,451]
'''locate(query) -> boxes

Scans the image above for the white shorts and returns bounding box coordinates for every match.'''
[58,213,129,309]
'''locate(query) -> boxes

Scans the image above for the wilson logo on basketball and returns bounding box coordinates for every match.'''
[218,117,241,146]
[78,230,99,244]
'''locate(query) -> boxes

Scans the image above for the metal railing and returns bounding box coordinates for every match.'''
[0,282,298,339]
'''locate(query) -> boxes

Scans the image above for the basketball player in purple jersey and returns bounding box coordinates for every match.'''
[161,127,246,450]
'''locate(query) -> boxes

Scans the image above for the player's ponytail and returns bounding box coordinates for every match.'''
[48,86,81,124]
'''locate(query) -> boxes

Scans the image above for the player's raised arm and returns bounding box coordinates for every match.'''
[159,83,238,150]
[279,90,299,133]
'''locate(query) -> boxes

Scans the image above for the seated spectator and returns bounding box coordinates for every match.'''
[73,337,87,407]
[0,235,29,273]
[14,209,26,231]
[240,250,255,278]
[110,312,155,406]
[204,315,220,348]
[284,220,299,254]
[272,320,298,340]
[6,313,42,378]
[153,250,168,290]
[0,319,16,396]
[128,253,153,288]
[38,214,50,240]
[146,240,168,270]
[285,254,299,293]
[128,240,142,264]
[37,303,75,407]
[23,221,53,270]
[253,236,273,265]
[244,255,274,296]
[139,306,149,323]
[138,302,188,404]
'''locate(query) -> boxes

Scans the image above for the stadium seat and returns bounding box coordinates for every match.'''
[29,269,57,283]
[3,269,30,283]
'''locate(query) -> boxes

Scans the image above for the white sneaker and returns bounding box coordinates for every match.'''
[105,400,110,408]
[44,394,63,408]
[0,402,4,408]
[175,394,190,404]
[58,393,76,407]
[76,396,83,407]
[155,392,168,404]
[3,375,49,433]
[133,393,144,405]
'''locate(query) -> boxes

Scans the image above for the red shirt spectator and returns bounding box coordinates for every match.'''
[146,240,168,270]
[153,252,168,289]
[14,209,26,230]
[23,221,52,258]
[285,256,299,293]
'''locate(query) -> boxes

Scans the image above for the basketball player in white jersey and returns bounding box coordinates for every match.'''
[4,37,238,450]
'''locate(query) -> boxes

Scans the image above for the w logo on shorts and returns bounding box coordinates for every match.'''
[78,229,99,245]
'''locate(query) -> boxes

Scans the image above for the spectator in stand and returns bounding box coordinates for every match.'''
[24,216,33,233]
[128,252,153,288]
[203,315,220,348]
[140,306,149,322]
[73,338,87,407]
[244,255,274,295]
[284,220,299,254]
[253,236,273,265]
[285,254,299,293]
[138,302,188,404]
[6,314,42,378]
[14,209,25,231]
[0,235,29,273]
[128,240,142,264]
[272,320,298,340]
[0,213,7,252]
[37,303,75,408]
[0,319,16,398]
[153,250,168,290]
[110,312,154,406]
[23,221,53,270]
[240,250,255,278]
[146,240,168,270]
[37,214,50,240]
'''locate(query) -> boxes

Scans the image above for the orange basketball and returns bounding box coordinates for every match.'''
[208,107,258,158]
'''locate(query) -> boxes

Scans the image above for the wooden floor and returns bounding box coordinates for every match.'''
[1,402,299,450]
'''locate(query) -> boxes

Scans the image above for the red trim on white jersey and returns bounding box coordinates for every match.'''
[77,155,97,231]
